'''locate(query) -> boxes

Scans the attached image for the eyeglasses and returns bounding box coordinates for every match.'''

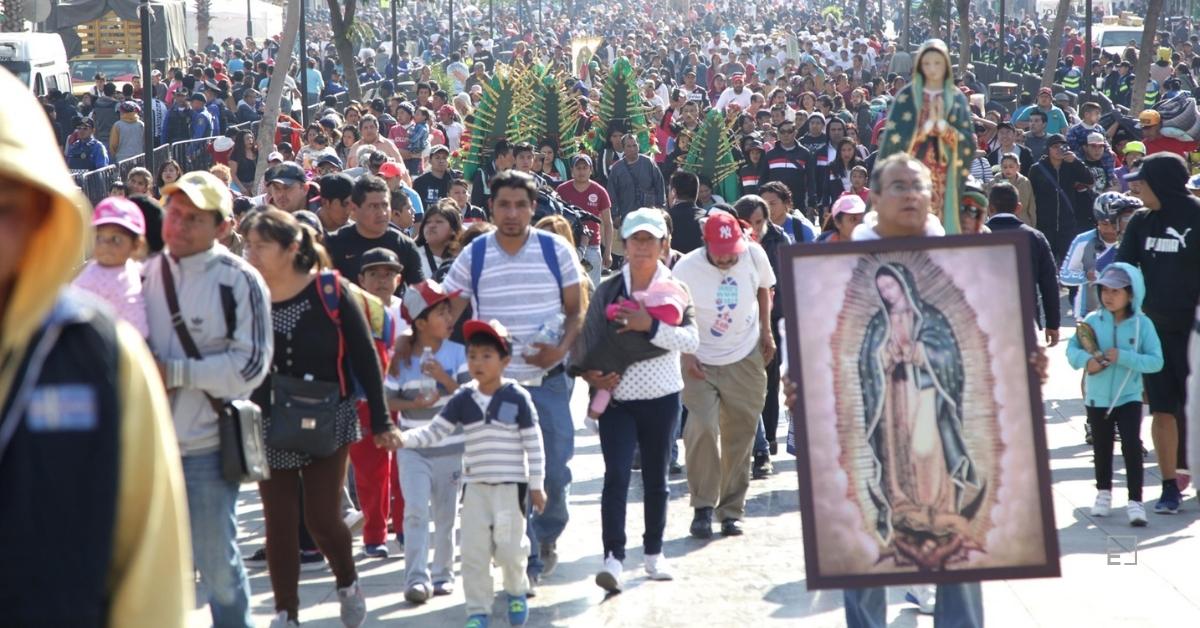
[885,181,932,195]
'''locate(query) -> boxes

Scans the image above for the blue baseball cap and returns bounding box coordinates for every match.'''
[620,207,668,239]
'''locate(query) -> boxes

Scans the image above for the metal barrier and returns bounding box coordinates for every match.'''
[171,136,219,175]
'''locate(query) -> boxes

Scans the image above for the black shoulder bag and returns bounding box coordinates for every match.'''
[161,258,270,483]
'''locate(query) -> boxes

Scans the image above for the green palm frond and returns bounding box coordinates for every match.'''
[589,57,652,154]
[457,64,520,181]
[513,64,583,157]
[681,108,742,200]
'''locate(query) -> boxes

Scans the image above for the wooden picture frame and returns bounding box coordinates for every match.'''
[780,232,1060,590]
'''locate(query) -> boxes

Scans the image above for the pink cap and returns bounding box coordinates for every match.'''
[702,211,747,256]
[92,196,146,235]
[830,194,867,218]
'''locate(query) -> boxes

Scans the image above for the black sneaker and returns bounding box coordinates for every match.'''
[768,440,778,456]
[720,518,744,536]
[690,507,713,539]
[669,461,684,475]
[1085,422,1094,446]
[300,550,326,572]
[752,454,773,479]
[245,547,267,567]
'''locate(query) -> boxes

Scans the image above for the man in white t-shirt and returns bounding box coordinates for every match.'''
[672,211,775,539]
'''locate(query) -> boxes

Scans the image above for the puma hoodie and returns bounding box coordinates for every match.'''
[1116,153,1200,333]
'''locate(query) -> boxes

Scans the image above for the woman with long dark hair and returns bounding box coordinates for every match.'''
[154,159,183,197]
[242,208,400,627]
[229,130,258,195]
[414,200,464,281]
[828,137,866,201]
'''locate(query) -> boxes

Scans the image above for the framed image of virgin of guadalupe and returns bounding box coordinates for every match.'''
[779,232,1059,590]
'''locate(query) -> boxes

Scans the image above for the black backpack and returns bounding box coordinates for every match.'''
[165,108,191,144]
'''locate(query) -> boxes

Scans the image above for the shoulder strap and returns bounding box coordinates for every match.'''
[536,232,564,297]
[160,258,225,414]
[1036,162,1075,209]
[470,235,488,311]
[315,270,348,396]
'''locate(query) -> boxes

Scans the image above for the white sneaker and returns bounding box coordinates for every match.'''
[269,611,299,628]
[1127,501,1148,527]
[594,553,624,592]
[904,585,936,614]
[337,580,367,627]
[343,509,365,531]
[1091,490,1113,517]
[644,553,674,581]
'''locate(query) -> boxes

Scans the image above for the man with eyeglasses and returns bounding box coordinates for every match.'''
[761,121,814,218]
[144,171,273,627]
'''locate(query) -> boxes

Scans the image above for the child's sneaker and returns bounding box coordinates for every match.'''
[644,553,673,581]
[1155,483,1181,514]
[1091,490,1112,516]
[465,615,489,628]
[363,543,389,559]
[507,594,529,626]
[1127,501,1148,526]
[904,585,935,614]
[594,553,623,593]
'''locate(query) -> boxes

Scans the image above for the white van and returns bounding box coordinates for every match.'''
[1092,26,1145,57]
[0,33,72,98]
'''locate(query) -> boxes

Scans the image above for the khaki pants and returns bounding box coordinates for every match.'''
[461,482,530,616]
[682,347,768,522]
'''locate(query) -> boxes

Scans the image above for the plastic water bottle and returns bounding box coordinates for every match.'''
[523,313,566,357]
[418,347,438,401]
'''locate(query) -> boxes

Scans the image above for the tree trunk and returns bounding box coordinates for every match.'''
[252,0,301,193]
[1130,0,1164,115]
[196,0,212,49]
[327,0,363,102]
[957,0,970,76]
[1041,0,1072,89]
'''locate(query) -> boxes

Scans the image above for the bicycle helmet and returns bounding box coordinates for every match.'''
[1093,191,1143,224]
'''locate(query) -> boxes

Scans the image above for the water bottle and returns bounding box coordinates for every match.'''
[522,313,566,357]
[418,347,438,401]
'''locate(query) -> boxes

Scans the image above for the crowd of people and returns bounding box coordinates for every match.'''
[5,0,1200,627]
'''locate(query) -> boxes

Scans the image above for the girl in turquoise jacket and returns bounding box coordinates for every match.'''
[1066,262,1163,526]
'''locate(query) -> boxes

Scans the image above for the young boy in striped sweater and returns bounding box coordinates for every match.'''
[398,319,545,628]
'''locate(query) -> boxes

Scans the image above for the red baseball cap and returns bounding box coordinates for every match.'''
[463,319,512,353]
[378,161,406,179]
[703,211,747,256]
[400,279,462,324]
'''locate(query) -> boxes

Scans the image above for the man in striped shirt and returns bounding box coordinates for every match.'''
[399,319,544,627]
[761,120,814,214]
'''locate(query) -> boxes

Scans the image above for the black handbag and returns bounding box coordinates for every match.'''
[161,258,269,484]
[266,373,341,457]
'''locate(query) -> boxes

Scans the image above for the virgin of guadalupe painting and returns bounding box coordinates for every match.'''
[779,234,1059,590]
[855,261,991,570]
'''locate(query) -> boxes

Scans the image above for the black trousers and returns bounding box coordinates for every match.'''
[1088,402,1144,502]
[761,318,783,447]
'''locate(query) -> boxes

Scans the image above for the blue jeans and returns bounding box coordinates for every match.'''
[599,393,679,561]
[525,371,575,577]
[183,452,253,628]
[754,416,769,457]
[843,583,984,628]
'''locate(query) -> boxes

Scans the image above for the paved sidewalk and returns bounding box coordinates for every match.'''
[189,320,1200,627]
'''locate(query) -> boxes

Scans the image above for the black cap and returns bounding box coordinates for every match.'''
[996,121,1015,132]
[317,173,353,200]
[1046,133,1068,147]
[267,162,306,185]
[189,93,207,103]
[293,209,323,234]
[317,153,343,169]
[360,247,403,272]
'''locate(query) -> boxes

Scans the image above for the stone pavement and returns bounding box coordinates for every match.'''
[189,317,1200,627]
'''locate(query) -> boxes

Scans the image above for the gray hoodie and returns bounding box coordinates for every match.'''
[91,95,120,146]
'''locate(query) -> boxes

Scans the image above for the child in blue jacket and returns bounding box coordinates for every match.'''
[1067,263,1163,526]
